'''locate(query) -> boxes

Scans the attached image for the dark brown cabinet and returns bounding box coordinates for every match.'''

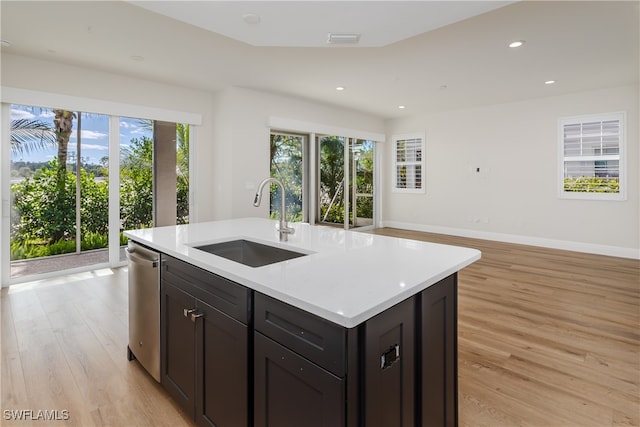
[254,332,344,427]
[158,251,459,427]
[420,274,458,427]
[161,255,250,427]
[254,293,348,427]
[363,296,416,427]
[162,282,197,416]
[253,292,421,427]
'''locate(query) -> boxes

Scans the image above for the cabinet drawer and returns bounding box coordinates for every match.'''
[254,332,344,427]
[162,255,250,324]
[254,293,346,377]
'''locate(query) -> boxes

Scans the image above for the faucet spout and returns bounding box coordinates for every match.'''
[253,177,295,241]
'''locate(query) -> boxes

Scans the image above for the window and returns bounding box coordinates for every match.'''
[392,133,425,193]
[559,112,626,200]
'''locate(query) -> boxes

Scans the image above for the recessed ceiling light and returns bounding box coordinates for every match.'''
[336,86,345,91]
[398,105,406,109]
[509,40,525,48]
[0,40,11,47]
[545,80,556,85]
[327,33,361,44]
[242,13,261,25]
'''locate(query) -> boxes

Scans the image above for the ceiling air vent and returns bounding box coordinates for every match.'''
[327,33,361,45]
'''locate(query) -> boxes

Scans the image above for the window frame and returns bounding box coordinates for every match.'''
[392,132,425,194]
[558,111,626,201]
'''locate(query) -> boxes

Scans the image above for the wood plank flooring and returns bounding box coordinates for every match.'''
[371,228,639,427]
[1,228,638,426]
[1,268,193,427]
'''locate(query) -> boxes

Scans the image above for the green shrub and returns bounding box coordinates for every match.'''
[321,203,346,224]
[80,232,108,251]
[564,177,619,193]
[10,238,75,260]
[11,159,77,243]
[120,136,153,230]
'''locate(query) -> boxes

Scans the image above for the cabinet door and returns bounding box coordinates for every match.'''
[196,300,248,427]
[421,274,457,427]
[364,296,416,427]
[254,333,344,427]
[161,282,197,418]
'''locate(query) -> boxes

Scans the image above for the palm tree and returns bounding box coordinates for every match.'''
[10,118,56,155]
[49,109,76,242]
[52,110,75,178]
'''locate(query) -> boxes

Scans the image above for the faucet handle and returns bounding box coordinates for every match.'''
[277,223,295,241]
[277,223,295,234]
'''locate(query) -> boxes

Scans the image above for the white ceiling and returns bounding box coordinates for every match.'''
[1,1,638,119]
[128,1,513,47]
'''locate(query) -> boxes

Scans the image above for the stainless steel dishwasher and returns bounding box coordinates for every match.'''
[126,240,161,382]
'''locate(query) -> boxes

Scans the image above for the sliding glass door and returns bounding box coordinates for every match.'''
[316,135,376,230]
[268,130,378,230]
[5,103,190,282]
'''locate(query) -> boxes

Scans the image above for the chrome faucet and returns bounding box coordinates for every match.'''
[253,177,295,241]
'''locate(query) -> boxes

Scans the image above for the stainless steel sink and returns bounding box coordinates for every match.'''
[192,239,307,267]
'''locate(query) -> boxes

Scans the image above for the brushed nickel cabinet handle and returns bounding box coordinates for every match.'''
[191,312,205,323]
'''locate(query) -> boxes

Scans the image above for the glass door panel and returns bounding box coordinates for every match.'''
[118,117,153,262]
[270,133,304,222]
[117,119,190,262]
[74,111,110,259]
[317,135,345,226]
[349,139,375,229]
[9,105,110,279]
[176,123,190,225]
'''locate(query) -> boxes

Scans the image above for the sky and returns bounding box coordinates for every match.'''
[10,104,153,165]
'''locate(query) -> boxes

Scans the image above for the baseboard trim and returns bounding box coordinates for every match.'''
[379,221,640,260]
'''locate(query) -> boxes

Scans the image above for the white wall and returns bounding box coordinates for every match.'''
[383,85,639,258]
[5,53,636,258]
[207,86,385,221]
[1,54,385,223]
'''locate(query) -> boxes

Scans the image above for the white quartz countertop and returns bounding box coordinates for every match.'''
[124,218,481,328]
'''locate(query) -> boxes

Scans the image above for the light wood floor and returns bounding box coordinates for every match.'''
[1,268,193,427]
[372,229,639,427]
[1,229,638,426]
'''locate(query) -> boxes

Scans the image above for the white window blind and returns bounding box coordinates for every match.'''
[558,112,625,200]
[393,133,425,193]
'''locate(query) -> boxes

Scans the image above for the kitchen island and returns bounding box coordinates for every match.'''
[125,218,480,427]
